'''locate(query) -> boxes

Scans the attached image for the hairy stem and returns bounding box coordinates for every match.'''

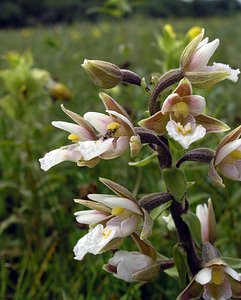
[121,69,142,86]
[135,127,172,168]
[149,68,184,115]
[170,200,201,276]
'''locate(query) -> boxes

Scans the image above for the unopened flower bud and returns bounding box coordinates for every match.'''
[196,198,216,244]
[82,59,122,89]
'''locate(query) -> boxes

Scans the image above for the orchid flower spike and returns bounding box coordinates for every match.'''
[209,125,241,187]
[139,78,229,149]
[180,29,240,88]
[73,178,153,261]
[39,93,141,171]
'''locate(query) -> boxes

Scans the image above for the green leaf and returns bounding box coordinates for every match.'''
[181,211,202,247]
[128,152,158,167]
[221,257,241,269]
[173,243,188,289]
[163,167,187,202]
[150,200,172,220]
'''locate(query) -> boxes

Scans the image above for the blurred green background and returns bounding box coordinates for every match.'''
[0,1,241,299]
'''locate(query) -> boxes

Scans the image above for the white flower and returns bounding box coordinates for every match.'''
[178,258,241,300]
[139,78,228,149]
[180,29,240,88]
[103,250,154,282]
[39,93,141,170]
[73,178,152,260]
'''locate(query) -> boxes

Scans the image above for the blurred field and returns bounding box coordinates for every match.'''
[0,15,241,300]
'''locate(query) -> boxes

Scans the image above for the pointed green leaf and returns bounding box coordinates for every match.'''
[181,211,202,247]
[150,200,172,220]
[173,243,189,289]
[163,167,187,202]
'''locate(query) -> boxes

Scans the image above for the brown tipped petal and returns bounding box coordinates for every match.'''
[99,92,131,121]
[140,208,153,240]
[208,159,225,188]
[138,111,169,135]
[99,177,136,202]
[217,125,241,152]
[195,114,230,133]
[177,278,203,300]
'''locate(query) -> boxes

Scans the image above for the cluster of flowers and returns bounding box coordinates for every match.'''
[40,29,241,299]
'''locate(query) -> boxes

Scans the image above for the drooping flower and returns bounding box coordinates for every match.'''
[73,178,153,261]
[180,29,240,88]
[39,93,141,171]
[196,198,216,244]
[139,78,229,149]
[177,257,241,300]
[209,125,241,187]
[103,250,155,282]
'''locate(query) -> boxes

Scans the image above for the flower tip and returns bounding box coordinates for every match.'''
[81,59,89,68]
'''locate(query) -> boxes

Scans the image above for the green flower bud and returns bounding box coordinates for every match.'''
[82,59,122,89]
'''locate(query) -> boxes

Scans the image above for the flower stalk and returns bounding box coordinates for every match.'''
[148,68,184,115]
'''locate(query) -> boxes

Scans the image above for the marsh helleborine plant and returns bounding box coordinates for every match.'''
[40,28,241,299]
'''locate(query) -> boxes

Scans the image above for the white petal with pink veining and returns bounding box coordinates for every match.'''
[215,139,241,165]
[102,136,129,159]
[108,250,153,282]
[106,110,135,134]
[74,210,109,225]
[188,39,220,71]
[219,161,241,181]
[83,112,114,135]
[88,194,142,215]
[52,121,95,141]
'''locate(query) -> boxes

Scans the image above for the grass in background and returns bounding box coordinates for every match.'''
[0,15,241,299]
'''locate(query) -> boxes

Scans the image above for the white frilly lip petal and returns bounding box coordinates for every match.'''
[78,138,114,161]
[74,210,109,225]
[215,139,241,165]
[83,112,114,135]
[225,266,241,281]
[52,121,94,141]
[87,194,142,215]
[188,39,220,71]
[120,215,140,236]
[39,144,82,171]
[206,63,240,82]
[73,224,120,260]
[166,120,206,149]
[195,267,212,285]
